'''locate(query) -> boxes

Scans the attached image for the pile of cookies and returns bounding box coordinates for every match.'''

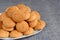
[0,4,46,38]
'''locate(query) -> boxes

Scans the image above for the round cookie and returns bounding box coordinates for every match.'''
[11,10,25,22]
[32,11,40,20]
[29,20,38,28]
[10,30,23,38]
[17,4,31,12]
[27,11,37,21]
[16,21,29,32]
[24,27,34,35]
[21,6,31,12]
[2,25,14,31]
[12,10,30,22]
[0,29,9,38]
[3,17,15,28]
[34,20,46,30]
[17,4,25,9]
[5,6,19,17]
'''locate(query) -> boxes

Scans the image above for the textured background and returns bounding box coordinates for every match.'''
[0,0,60,40]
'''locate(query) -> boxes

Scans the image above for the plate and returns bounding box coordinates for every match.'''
[0,13,43,40]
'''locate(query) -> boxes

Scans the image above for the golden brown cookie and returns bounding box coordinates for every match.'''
[32,11,40,20]
[34,20,46,30]
[2,25,14,31]
[17,4,25,9]
[10,30,23,38]
[27,11,37,21]
[24,27,34,35]
[21,6,31,12]
[5,6,19,17]
[0,29,9,38]
[12,10,30,22]
[17,4,31,12]
[3,17,15,28]
[29,20,38,28]
[16,21,29,32]
[11,10,24,22]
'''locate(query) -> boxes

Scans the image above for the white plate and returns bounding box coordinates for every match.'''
[0,13,43,40]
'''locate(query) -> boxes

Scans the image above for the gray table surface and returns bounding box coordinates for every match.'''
[0,0,60,40]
